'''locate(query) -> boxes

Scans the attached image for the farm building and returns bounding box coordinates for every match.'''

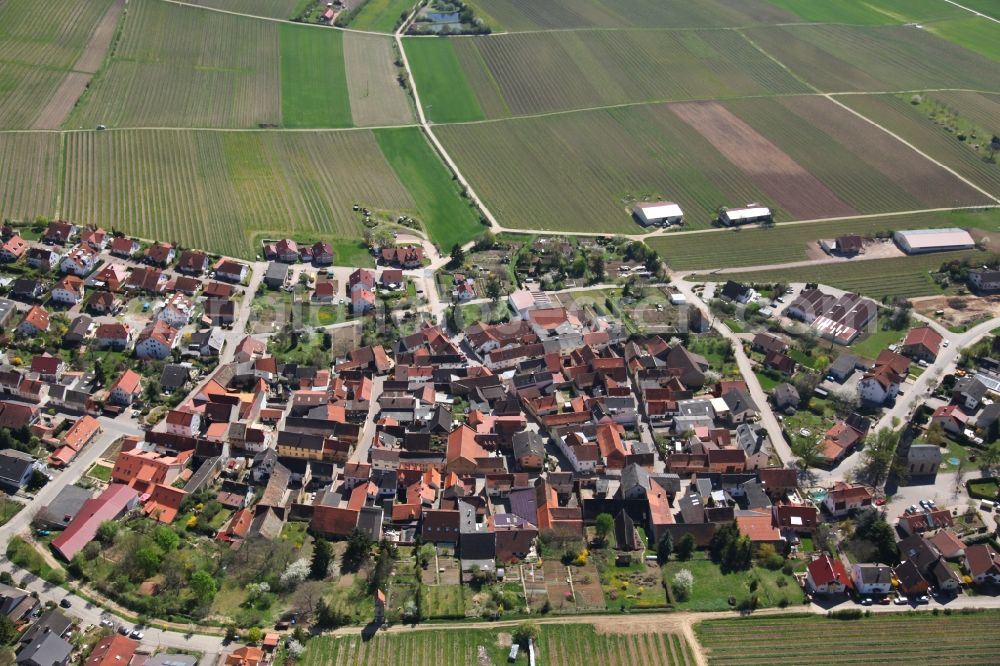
[718,206,771,227]
[633,202,683,227]
[893,228,974,254]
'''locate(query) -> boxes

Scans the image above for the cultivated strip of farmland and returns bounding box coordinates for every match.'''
[837,94,1000,198]
[928,16,1000,63]
[60,129,413,258]
[180,0,307,19]
[436,103,784,233]
[429,29,809,119]
[402,38,485,123]
[348,0,416,32]
[722,96,991,212]
[764,0,967,24]
[741,24,1000,93]
[0,133,60,221]
[697,613,1000,665]
[464,0,795,31]
[649,208,1000,271]
[374,127,484,249]
[343,32,414,127]
[669,100,857,220]
[279,25,352,128]
[692,250,980,300]
[0,0,115,129]
[68,0,282,128]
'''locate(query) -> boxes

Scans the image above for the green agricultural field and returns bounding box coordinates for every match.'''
[464,0,795,31]
[649,208,1000,271]
[837,94,1000,199]
[950,0,1000,20]
[343,33,414,126]
[0,0,116,129]
[68,0,281,128]
[407,29,808,121]
[697,612,1000,665]
[403,38,484,123]
[183,0,309,19]
[928,16,1000,63]
[279,25,351,128]
[692,250,981,300]
[438,96,988,234]
[374,127,484,249]
[764,0,966,24]
[60,129,414,258]
[741,24,1000,93]
[0,132,60,221]
[349,0,415,32]
[298,624,695,666]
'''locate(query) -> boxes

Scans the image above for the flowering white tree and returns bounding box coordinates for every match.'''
[279,558,310,590]
[286,639,304,659]
[671,569,694,602]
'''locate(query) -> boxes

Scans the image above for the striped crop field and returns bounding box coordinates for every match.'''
[343,33,414,127]
[0,0,115,129]
[68,0,281,128]
[837,93,1000,200]
[697,612,1000,665]
[181,0,308,19]
[0,133,60,221]
[349,0,416,32]
[649,208,1000,271]
[464,0,795,31]
[692,250,981,301]
[764,0,966,24]
[60,129,414,258]
[67,0,410,129]
[438,95,989,234]
[405,29,809,122]
[741,24,1000,93]
[297,624,694,666]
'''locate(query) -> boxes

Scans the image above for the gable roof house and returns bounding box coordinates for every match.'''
[900,326,943,363]
[806,554,851,594]
[16,305,49,337]
[964,543,1000,585]
[51,484,139,560]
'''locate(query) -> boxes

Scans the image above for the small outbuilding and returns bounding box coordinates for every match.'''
[719,205,771,227]
[893,228,974,254]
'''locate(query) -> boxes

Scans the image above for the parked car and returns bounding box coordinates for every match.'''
[860,598,873,606]
[130,630,144,640]
[59,598,71,608]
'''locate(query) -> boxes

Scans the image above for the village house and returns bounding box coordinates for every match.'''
[0,234,28,262]
[822,483,873,518]
[900,326,943,363]
[43,221,77,245]
[16,305,49,337]
[59,244,98,276]
[50,275,85,305]
[135,320,178,359]
[108,369,143,406]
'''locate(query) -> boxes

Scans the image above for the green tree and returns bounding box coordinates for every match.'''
[791,437,824,470]
[154,526,179,551]
[0,615,16,645]
[96,521,118,545]
[245,627,263,644]
[594,513,614,546]
[675,533,695,561]
[342,529,371,572]
[449,244,465,268]
[512,621,539,648]
[310,537,332,580]
[474,230,496,251]
[860,428,901,487]
[134,546,162,578]
[656,531,674,564]
[485,275,503,303]
[190,569,217,605]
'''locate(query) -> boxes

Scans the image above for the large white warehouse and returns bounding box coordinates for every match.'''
[893,228,975,254]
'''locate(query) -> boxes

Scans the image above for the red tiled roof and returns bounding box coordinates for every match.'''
[52,484,139,559]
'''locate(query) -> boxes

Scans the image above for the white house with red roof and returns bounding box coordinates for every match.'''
[108,369,143,405]
[59,244,98,276]
[135,320,178,359]
[822,482,873,518]
[900,326,943,363]
[50,275,85,305]
[806,554,851,594]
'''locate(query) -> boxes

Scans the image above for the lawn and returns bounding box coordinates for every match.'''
[330,238,374,267]
[594,551,668,610]
[697,611,1000,665]
[968,477,1000,500]
[0,497,23,527]
[426,584,465,618]
[659,555,803,612]
[755,371,780,392]
[374,126,484,250]
[402,38,484,123]
[87,464,112,482]
[6,536,64,585]
[349,0,415,32]
[850,322,908,360]
[279,24,352,128]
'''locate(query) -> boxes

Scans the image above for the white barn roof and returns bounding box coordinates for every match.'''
[635,202,683,221]
[723,206,771,221]
[894,228,974,251]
